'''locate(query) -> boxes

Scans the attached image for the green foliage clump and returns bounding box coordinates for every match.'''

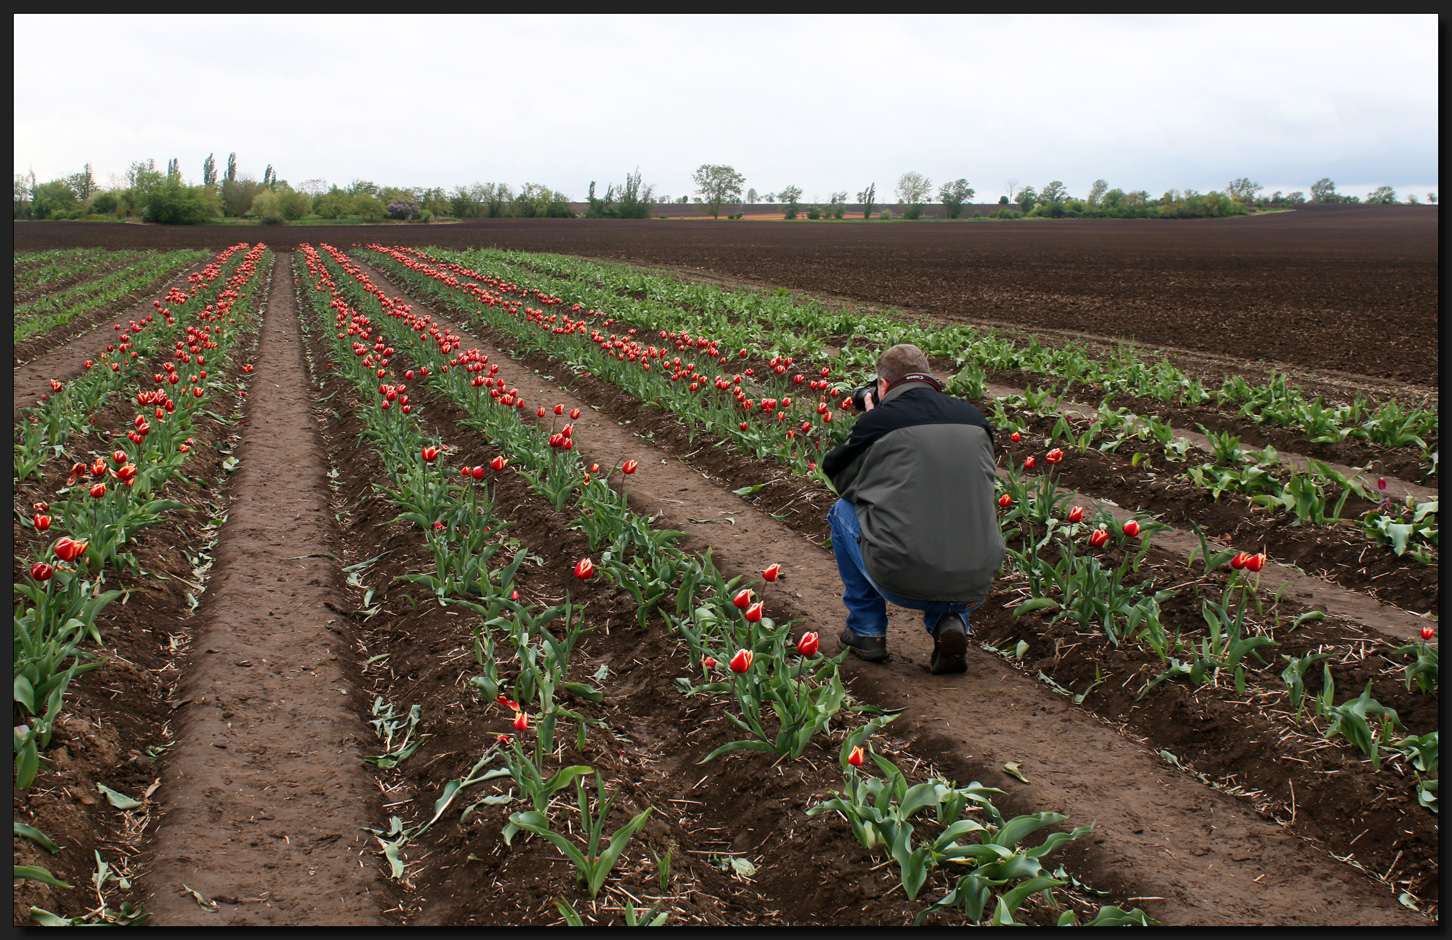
[144,178,218,225]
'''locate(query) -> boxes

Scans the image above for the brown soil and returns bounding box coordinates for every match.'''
[12,212,1437,926]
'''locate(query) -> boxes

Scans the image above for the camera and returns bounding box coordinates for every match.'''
[849,377,880,412]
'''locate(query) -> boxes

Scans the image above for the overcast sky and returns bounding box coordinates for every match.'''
[14,14,1439,204]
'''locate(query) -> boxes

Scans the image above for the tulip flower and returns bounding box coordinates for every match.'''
[90,482,107,498]
[554,404,565,415]
[31,561,55,582]
[729,649,753,673]
[34,514,50,532]
[114,450,128,465]
[1010,431,1021,443]
[701,656,717,670]
[570,408,581,419]
[745,602,765,623]
[1023,456,1035,470]
[1122,520,1140,538]
[797,632,819,656]
[1045,448,1064,464]
[1088,529,1109,548]
[1230,552,1248,570]
[998,494,1012,508]
[1067,506,1084,524]
[537,407,547,418]
[733,588,753,609]
[54,537,87,563]
[471,466,485,481]
[490,456,508,471]
[763,563,781,582]
[1245,553,1266,573]
[91,459,108,478]
[422,446,441,463]
[847,746,866,768]
[1421,625,1435,642]
[622,460,638,475]
[513,711,530,732]
[574,558,595,579]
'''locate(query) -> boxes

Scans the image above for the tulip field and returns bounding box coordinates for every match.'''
[12,212,1438,926]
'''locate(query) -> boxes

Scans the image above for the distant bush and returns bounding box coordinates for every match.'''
[806,206,821,220]
[144,178,218,225]
[902,204,923,220]
[992,207,1022,220]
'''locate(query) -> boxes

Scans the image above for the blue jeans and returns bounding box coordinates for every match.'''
[828,498,981,639]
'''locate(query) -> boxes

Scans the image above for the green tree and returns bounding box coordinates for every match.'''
[857,183,875,218]
[225,152,237,183]
[264,164,275,190]
[894,171,932,206]
[1365,185,1398,204]
[221,175,264,218]
[1226,177,1262,204]
[1427,193,1437,205]
[746,187,758,204]
[692,164,745,219]
[202,153,217,188]
[1016,186,1038,212]
[937,178,975,218]
[1087,179,1108,206]
[144,177,218,224]
[1039,180,1068,204]
[777,184,803,219]
[351,193,387,221]
[1309,178,1338,203]
[166,157,181,182]
[31,180,79,219]
[828,191,848,219]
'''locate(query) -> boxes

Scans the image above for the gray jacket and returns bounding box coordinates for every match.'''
[822,381,1004,602]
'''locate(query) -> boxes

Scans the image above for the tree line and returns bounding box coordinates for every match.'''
[12,157,1436,225]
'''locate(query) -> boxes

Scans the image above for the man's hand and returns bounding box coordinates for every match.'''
[862,378,887,412]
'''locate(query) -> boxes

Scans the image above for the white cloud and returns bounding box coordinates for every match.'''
[14,14,1438,201]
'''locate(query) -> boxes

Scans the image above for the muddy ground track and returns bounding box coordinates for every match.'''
[11,244,1436,925]
[299,249,1428,924]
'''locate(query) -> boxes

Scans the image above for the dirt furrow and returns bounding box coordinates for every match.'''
[351,256,1428,926]
[140,255,387,925]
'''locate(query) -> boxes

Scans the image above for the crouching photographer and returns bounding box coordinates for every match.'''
[821,344,1004,674]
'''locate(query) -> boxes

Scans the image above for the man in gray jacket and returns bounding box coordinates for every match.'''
[822,344,1004,673]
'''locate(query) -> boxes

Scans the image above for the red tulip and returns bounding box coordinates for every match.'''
[733,588,753,609]
[1010,431,1021,443]
[847,745,865,768]
[113,450,128,465]
[570,408,581,419]
[513,711,529,731]
[729,649,753,673]
[90,482,107,498]
[763,563,781,582]
[422,446,440,463]
[797,631,819,656]
[745,602,764,623]
[91,459,108,478]
[1088,529,1109,549]
[1245,553,1266,573]
[998,494,1012,508]
[574,558,595,579]
[1067,506,1084,523]
[554,404,565,415]
[1023,456,1035,470]
[54,537,87,562]
[31,560,56,582]
[622,460,638,475]
[1045,448,1063,464]
[537,407,547,418]
[700,656,717,670]
[490,456,508,471]
[1122,520,1140,538]
[471,466,485,480]
[114,464,138,485]
[34,514,51,532]
[1230,552,1248,570]
[1421,625,1435,642]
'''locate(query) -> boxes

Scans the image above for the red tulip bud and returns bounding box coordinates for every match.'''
[998,494,1012,508]
[701,656,717,670]
[622,460,638,475]
[471,466,485,480]
[1122,519,1140,537]
[1045,448,1064,464]
[1067,506,1084,523]
[1421,625,1435,642]
[1245,552,1266,573]
[1230,552,1248,570]
[90,482,107,498]
[763,563,781,582]
[34,514,51,532]
[1010,431,1021,443]
[1023,456,1035,470]
[1088,529,1109,548]
[574,558,595,579]
[847,745,866,768]
[733,588,753,609]
[729,649,753,673]
[797,631,819,656]
[54,537,87,562]
[745,601,764,623]
[513,711,529,731]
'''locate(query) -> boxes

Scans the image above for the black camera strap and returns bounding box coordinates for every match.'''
[884,372,943,393]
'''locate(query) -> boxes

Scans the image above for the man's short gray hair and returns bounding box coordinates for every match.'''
[875,344,932,384]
